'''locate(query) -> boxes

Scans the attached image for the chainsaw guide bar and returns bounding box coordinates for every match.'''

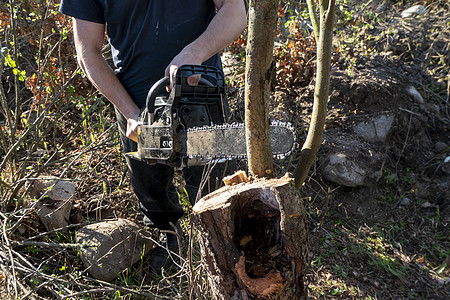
[183,121,297,160]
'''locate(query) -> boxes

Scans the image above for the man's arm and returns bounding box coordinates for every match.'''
[165,0,247,84]
[73,18,140,142]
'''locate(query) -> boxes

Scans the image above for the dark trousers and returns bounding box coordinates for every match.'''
[115,109,232,229]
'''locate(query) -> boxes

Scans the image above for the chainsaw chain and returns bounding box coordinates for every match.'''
[183,120,298,160]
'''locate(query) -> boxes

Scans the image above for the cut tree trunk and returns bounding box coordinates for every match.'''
[192,176,307,299]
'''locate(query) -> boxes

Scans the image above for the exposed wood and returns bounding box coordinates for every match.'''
[192,176,307,299]
[223,170,250,186]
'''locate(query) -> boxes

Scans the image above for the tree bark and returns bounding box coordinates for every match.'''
[306,0,320,43]
[293,0,335,188]
[192,176,307,299]
[244,0,279,178]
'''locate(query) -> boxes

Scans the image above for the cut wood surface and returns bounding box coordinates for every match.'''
[192,176,307,299]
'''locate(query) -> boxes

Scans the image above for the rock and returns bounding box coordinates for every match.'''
[436,277,450,286]
[399,197,411,206]
[435,142,448,153]
[401,5,427,18]
[29,176,76,201]
[353,114,395,142]
[421,202,432,208]
[406,86,424,104]
[76,219,153,281]
[321,134,384,187]
[29,176,76,230]
[323,153,368,186]
[442,156,450,175]
[373,115,395,140]
[35,198,73,231]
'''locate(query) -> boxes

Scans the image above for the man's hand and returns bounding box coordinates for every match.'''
[126,113,140,142]
[165,47,202,90]
[165,0,247,90]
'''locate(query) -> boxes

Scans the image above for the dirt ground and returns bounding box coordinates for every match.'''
[294,54,449,299]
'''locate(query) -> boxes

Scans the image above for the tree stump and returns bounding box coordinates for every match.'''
[192,175,307,299]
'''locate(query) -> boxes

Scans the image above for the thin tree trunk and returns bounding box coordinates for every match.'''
[293,0,335,188]
[244,0,279,178]
[306,0,320,43]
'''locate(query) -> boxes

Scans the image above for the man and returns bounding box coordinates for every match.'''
[59,0,247,270]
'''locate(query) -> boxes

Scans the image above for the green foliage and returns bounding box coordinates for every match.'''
[334,0,382,67]
[2,50,26,81]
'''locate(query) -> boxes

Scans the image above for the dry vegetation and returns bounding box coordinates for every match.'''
[0,0,448,299]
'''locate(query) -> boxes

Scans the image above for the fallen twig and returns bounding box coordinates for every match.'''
[11,240,100,249]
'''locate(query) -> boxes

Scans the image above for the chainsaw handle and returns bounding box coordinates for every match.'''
[146,76,170,119]
[145,76,214,121]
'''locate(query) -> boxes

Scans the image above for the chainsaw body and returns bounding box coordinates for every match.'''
[134,65,227,167]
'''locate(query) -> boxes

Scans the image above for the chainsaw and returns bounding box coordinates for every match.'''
[126,65,297,167]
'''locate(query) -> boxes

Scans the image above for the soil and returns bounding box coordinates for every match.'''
[296,53,449,299]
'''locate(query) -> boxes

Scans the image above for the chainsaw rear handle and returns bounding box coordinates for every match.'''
[145,75,214,124]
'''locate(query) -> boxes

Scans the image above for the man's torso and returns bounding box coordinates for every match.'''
[60,0,221,107]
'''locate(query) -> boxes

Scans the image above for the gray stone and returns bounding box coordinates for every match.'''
[353,115,395,142]
[321,134,384,187]
[35,198,73,231]
[442,156,450,175]
[29,176,76,201]
[373,115,395,141]
[323,153,368,186]
[353,122,377,141]
[435,142,448,153]
[76,219,153,281]
[421,202,432,208]
[399,197,411,206]
[401,5,427,18]
[406,86,425,104]
[29,176,76,230]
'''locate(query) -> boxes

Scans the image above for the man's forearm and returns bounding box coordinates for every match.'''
[73,18,141,141]
[78,51,140,121]
[188,0,247,63]
[166,0,247,79]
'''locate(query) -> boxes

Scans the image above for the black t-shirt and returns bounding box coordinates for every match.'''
[60,0,222,107]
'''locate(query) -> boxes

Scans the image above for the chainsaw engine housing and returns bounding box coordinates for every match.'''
[136,65,227,166]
